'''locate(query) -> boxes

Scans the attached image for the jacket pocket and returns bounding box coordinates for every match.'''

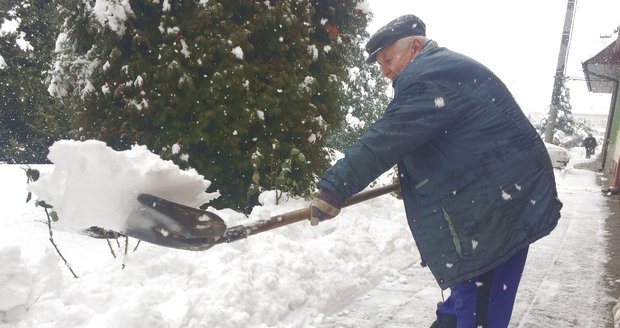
[441,186,514,260]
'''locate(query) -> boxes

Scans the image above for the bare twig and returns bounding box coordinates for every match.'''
[44,208,78,279]
[105,238,117,258]
[121,236,129,270]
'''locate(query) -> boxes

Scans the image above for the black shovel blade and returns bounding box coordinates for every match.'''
[123,193,227,251]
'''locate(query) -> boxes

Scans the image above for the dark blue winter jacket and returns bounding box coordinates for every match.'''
[317,44,562,289]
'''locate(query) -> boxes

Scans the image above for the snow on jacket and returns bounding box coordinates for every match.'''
[317,43,563,289]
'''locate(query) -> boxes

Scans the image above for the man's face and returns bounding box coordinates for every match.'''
[376,37,418,81]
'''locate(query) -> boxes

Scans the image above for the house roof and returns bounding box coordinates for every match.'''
[583,32,620,93]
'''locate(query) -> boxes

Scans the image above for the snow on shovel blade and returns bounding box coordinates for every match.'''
[124,193,227,251]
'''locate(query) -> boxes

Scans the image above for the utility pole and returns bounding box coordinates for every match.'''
[543,0,577,143]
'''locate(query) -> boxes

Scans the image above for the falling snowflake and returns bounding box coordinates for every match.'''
[501,190,512,200]
[434,97,445,108]
[231,46,244,59]
[256,110,265,120]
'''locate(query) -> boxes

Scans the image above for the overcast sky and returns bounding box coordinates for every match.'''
[365,0,620,116]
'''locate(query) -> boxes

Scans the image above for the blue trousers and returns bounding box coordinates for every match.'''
[435,247,529,328]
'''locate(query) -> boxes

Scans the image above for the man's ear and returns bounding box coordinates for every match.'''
[412,38,423,53]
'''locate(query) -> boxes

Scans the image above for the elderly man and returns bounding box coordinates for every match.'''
[310,14,562,328]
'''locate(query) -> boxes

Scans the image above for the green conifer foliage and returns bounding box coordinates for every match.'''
[52,0,369,209]
[0,0,68,163]
[536,78,592,144]
[326,26,390,152]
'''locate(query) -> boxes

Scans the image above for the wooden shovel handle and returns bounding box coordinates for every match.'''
[222,182,401,242]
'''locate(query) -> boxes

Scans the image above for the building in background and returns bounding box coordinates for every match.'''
[582,24,620,189]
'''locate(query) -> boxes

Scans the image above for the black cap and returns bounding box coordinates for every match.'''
[365,15,426,64]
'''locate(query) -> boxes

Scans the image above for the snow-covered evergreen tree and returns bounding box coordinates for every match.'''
[50,0,371,209]
[537,78,593,145]
[326,26,389,152]
[0,0,69,163]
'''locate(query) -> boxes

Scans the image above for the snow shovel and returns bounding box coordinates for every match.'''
[124,182,400,251]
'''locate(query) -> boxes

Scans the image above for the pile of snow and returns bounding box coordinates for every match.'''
[0,247,32,322]
[27,140,219,233]
[1,140,416,327]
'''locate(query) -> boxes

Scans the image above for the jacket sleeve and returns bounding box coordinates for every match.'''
[318,81,461,201]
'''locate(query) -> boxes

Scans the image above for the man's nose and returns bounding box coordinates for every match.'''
[380,65,391,78]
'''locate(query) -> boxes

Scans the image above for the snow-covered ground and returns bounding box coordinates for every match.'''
[0,141,616,327]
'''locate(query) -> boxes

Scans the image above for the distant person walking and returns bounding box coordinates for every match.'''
[582,134,597,158]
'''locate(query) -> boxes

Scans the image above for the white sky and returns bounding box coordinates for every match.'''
[366,0,620,115]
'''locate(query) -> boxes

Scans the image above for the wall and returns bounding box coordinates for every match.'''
[602,83,620,187]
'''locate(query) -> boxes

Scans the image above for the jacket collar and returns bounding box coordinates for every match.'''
[391,39,439,87]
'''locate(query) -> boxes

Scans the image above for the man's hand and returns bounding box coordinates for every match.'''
[310,189,342,226]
